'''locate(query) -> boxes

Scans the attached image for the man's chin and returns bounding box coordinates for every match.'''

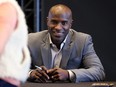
[53,37,63,43]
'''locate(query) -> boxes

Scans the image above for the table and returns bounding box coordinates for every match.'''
[22,82,116,87]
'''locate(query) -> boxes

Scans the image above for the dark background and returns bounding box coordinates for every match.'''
[18,0,116,81]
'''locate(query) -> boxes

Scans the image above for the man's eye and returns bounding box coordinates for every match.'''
[51,20,58,24]
[62,21,67,25]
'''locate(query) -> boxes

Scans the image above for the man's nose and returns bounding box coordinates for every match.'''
[55,23,62,29]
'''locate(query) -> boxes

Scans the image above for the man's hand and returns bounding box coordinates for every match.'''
[47,67,69,81]
[30,66,50,82]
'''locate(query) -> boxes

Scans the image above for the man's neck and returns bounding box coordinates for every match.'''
[53,42,61,49]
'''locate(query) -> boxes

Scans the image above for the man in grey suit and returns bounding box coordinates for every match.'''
[28,4,105,83]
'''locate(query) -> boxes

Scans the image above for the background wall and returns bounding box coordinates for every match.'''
[40,0,116,81]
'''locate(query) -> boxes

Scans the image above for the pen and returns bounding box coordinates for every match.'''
[35,65,42,70]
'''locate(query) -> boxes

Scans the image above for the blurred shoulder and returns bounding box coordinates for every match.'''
[28,30,48,39]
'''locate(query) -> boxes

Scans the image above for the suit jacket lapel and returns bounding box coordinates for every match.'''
[60,30,74,69]
[41,34,52,69]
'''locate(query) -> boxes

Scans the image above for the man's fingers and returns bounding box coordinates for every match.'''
[35,71,48,82]
[36,69,50,79]
[41,70,50,79]
[41,66,48,71]
[47,68,57,74]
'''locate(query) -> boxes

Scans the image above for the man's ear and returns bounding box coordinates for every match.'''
[69,19,73,28]
[71,19,73,23]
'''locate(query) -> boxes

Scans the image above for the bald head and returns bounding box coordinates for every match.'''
[48,4,73,21]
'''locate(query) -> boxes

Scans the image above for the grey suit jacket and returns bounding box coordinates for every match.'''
[28,29,105,82]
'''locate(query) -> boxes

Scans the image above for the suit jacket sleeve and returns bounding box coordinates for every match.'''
[70,35,105,82]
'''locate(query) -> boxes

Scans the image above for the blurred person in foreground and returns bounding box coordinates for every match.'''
[28,4,105,83]
[0,0,31,87]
